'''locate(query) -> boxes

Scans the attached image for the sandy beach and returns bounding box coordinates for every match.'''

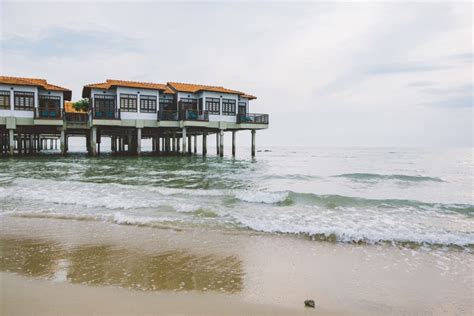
[1,216,472,315]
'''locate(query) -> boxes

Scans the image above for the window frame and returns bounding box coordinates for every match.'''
[39,95,61,110]
[120,93,138,112]
[139,95,157,113]
[0,90,10,110]
[94,94,116,113]
[14,91,35,110]
[222,98,236,116]
[205,97,220,115]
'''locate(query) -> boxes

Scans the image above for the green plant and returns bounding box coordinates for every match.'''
[72,99,90,112]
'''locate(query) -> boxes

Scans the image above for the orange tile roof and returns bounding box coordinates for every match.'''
[0,76,71,100]
[82,79,257,100]
[83,79,174,98]
[167,82,246,95]
[240,93,257,100]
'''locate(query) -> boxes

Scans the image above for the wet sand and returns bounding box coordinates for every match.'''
[0,216,473,315]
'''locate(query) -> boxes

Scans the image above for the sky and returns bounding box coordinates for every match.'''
[0,1,472,147]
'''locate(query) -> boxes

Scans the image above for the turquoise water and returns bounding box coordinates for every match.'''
[0,146,472,247]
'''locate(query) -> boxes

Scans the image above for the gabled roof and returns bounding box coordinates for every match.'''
[240,93,257,100]
[167,82,246,95]
[0,76,72,100]
[82,79,174,98]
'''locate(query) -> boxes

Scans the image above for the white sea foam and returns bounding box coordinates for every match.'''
[234,190,288,204]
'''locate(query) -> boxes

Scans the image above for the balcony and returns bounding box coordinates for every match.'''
[158,110,178,121]
[179,110,209,121]
[237,113,269,124]
[35,107,61,119]
[64,111,88,123]
[92,107,120,120]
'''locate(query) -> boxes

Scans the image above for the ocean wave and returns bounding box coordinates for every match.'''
[334,173,444,183]
[234,190,289,204]
[286,192,473,215]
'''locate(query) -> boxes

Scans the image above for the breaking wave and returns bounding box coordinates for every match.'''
[334,173,445,183]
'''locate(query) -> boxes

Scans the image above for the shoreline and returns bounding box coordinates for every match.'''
[1,216,473,315]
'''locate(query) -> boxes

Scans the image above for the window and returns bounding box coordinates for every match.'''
[120,94,137,112]
[159,96,174,110]
[94,94,116,117]
[222,99,236,115]
[238,102,247,115]
[39,95,60,109]
[0,90,10,109]
[14,91,35,110]
[179,98,197,110]
[140,95,157,113]
[206,97,220,115]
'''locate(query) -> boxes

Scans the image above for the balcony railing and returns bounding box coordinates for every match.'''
[35,107,61,119]
[64,111,88,123]
[92,107,120,120]
[179,110,209,121]
[158,110,178,121]
[237,113,269,124]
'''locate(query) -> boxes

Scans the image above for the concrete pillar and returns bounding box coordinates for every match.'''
[251,130,256,157]
[219,130,224,157]
[9,129,14,157]
[177,137,180,152]
[182,127,187,154]
[187,135,191,154]
[172,132,176,152]
[136,128,142,156]
[216,132,220,156]
[54,139,58,150]
[202,133,207,156]
[193,135,197,154]
[90,127,97,156]
[128,134,133,153]
[156,136,160,154]
[232,131,236,157]
[60,130,66,156]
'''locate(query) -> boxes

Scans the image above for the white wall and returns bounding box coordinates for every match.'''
[116,86,160,121]
[199,91,240,122]
[0,84,37,118]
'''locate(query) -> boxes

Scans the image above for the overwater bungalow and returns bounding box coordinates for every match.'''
[0,76,269,157]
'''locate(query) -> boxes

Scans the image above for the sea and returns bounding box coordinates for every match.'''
[0,144,472,249]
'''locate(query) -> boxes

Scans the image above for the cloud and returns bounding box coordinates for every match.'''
[1,28,140,58]
[429,96,473,108]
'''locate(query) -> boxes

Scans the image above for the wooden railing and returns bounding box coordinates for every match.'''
[35,107,61,119]
[237,113,269,124]
[158,110,178,121]
[91,107,120,120]
[179,110,209,121]
[64,111,88,123]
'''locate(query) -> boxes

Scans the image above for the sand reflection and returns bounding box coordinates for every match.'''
[0,238,243,293]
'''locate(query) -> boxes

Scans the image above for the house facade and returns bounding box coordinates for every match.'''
[0,76,71,122]
[1,76,268,157]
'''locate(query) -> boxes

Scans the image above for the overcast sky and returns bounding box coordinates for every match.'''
[1,1,472,147]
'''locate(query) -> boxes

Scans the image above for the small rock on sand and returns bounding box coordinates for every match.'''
[304,299,315,308]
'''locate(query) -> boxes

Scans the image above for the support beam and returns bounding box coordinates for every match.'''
[136,128,142,156]
[219,130,224,157]
[216,132,220,156]
[172,132,176,152]
[9,129,14,157]
[251,130,256,157]
[232,131,236,157]
[182,127,187,154]
[90,127,97,156]
[202,133,207,156]
[193,135,197,154]
[60,130,66,156]
[187,135,191,154]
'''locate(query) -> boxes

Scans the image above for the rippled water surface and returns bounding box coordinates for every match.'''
[0,146,472,247]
